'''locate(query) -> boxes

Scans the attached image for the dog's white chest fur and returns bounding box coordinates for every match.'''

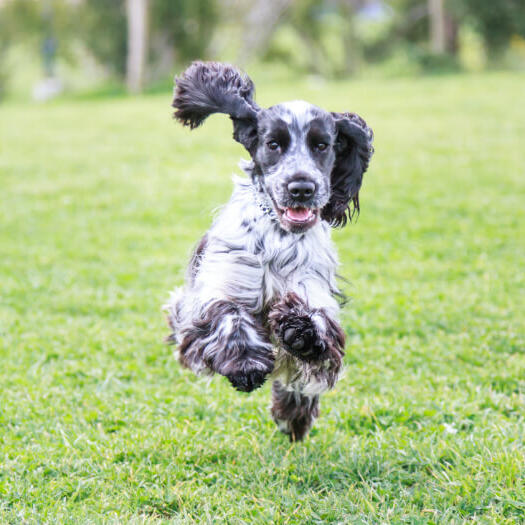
[259,222,337,308]
[204,177,340,312]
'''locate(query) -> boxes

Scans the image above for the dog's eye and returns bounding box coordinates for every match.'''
[316,143,328,152]
[267,141,280,151]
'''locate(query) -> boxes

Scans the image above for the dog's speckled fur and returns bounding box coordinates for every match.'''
[164,61,374,440]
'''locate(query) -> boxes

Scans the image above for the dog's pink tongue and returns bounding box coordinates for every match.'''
[286,207,311,221]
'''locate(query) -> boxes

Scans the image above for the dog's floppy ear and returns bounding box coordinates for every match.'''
[321,112,374,227]
[172,61,259,154]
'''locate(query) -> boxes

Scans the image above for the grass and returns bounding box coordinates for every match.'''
[0,71,524,523]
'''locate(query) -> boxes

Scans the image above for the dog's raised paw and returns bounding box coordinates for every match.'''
[279,316,324,361]
[283,326,312,351]
[226,369,268,392]
[269,293,325,362]
[220,354,274,393]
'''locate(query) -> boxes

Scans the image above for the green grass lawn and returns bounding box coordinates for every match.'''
[1,71,524,523]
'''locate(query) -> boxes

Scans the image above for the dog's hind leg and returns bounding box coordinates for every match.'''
[271,380,320,441]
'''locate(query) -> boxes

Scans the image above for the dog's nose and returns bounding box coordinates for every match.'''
[287,180,316,202]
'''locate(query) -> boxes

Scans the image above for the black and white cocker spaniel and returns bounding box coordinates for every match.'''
[165,61,374,441]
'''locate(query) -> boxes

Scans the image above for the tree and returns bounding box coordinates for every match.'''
[78,0,218,87]
[126,0,148,93]
[451,0,525,58]
[244,0,369,77]
[80,0,128,77]
[428,0,445,53]
[428,0,458,55]
[238,0,295,66]
[151,0,218,62]
[0,0,76,98]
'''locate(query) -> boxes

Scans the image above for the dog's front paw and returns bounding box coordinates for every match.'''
[226,368,268,392]
[220,356,274,393]
[269,293,325,362]
[281,322,325,359]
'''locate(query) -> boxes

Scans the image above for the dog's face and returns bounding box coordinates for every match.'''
[172,62,374,231]
[253,101,337,233]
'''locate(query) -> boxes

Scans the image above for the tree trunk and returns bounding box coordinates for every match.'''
[444,13,458,54]
[126,0,148,94]
[428,0,445,54]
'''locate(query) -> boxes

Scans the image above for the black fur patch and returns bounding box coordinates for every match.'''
[322,112,374,227]
[172,61,259,153]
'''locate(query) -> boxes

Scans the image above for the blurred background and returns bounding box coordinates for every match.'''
[1,0,525,100]
[1,2,524,520]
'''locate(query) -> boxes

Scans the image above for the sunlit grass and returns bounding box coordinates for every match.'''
[1,71,524,523]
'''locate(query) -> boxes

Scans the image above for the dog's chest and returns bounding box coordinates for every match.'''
[258,224,335,302]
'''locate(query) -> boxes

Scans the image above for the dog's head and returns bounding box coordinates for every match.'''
[172,61,374,232]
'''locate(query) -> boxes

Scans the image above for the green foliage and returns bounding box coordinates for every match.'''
[0,0,76,95]
[265,1,361,78]
[79,0,128,76]
[406,46,461,73]
[387,0,429,43]
[151,0,218,62]
[0,0,44,44]
[364,0,444,70]
[379,0,525,65]
[0,0,77,53]
[1,72,524,522]
[77,0,218,80]
[450,0,525,57]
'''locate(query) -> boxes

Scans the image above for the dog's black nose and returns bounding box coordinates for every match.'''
[287,180,316,202]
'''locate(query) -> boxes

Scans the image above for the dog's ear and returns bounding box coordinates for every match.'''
[172,61,259,154]
[321,112,374,227]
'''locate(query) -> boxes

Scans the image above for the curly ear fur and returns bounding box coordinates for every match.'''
[172,61,259,153]
[321,112,374,227]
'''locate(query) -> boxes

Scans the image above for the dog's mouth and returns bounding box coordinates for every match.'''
[277,206,319,232]
[261,190,320,232]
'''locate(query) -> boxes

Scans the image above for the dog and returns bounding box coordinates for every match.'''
[164,61,374,441]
